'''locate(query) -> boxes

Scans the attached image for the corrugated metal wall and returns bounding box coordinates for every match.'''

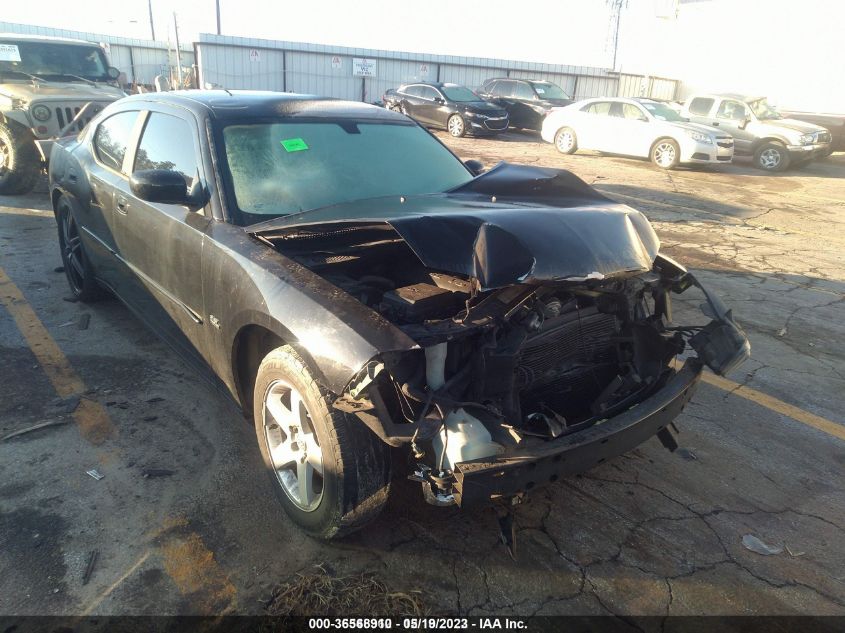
[0,24,679,100]
[0,21,195,88]
[196,34,678,103]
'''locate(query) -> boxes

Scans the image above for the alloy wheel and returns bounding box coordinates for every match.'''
[448,116,464,136]
[263,379,324,512]
[556,130,574,152]
[654,142,676,168]
[759,148,782,170]
[60,204,85,293]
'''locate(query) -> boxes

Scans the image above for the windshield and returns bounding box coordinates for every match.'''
[0,40,109,81]
[748,98,782,120]
[531,82,570,100]
[441,85,479,102]
[639,101,684,122]
[219,120,473,224]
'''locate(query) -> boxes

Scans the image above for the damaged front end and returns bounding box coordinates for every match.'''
[250,164,750,510]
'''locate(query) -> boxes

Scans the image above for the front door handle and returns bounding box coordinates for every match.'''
[116,195,129,214]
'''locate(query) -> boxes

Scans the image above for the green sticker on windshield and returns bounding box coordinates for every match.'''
[281,138,309,152]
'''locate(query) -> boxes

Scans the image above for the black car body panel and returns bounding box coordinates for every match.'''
[383,82,508,135]
[48,90,749,512]
[250,164,660,291]
[479,78,574,131]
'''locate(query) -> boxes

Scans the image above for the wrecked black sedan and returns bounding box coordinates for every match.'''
[48,91,749,539]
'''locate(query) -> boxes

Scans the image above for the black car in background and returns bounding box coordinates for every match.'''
[479,78,574,131]
[383,82,508,137]
[780,110,844,156]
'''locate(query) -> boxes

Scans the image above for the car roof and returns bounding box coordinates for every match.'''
[694,93,765,103]
[483,78,553,85]
[118,90,409,122]
[401,81,468,89]
[0,32,99,46]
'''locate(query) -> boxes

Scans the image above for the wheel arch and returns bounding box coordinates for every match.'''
[649,135,679,154]
[751,136,790,153]
[230,320,330,419]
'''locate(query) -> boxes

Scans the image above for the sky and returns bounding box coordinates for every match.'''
[3,0,843,110]
[1,0,644,69]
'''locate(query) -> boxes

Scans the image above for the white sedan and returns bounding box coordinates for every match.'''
[541,97,734,169]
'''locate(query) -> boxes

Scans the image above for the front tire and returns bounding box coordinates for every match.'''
[0,122,41,195]
[447,114,467,138]
[253,346,392,539]
[754,141,790,172]
[56,196,104,302]
[651,138,680,169]
[554,127,578,154]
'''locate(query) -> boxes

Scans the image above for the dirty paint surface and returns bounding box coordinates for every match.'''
[0,134,843,616]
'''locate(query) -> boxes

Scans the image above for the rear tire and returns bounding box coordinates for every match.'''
[554,127,578,154]
[0,121,41,195]
[253,345,392,539]
[56,195,104,302]
[754,141,790,172]
[651,138,680,169]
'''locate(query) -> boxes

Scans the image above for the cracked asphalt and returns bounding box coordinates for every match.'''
[1,131,843,617]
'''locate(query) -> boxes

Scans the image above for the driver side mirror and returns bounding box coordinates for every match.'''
[464,159,485,176]
[107,66,120,80]
[738,117,750,130]
[130,169,196,206]
[433,96,444,104]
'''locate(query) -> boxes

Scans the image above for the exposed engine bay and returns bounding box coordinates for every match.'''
[251,164,749,512]
[263,224,746,507]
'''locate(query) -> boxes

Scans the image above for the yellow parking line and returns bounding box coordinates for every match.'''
[155,516,238,612]
[700,371,845,442]
[0,266,115,444]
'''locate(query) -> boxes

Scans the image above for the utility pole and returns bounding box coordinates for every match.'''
[607,0,627,70]
[216,0,222,34]
[148,0,156,40]
[173,12,183,87]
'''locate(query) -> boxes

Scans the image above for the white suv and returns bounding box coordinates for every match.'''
[0,33,124,194]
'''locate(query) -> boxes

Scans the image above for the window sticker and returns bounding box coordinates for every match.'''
[535,87,545,94]
[0,44,22,62]
[281,138,309,152]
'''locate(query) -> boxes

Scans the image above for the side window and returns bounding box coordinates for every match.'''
[133,112,199,188]
[688,97,715,116]
[584,101,612,116]
[622,103,646,120]
[404,85,422,98]
[419,86,437,100]
[512,82,535,100]
[716,100,748,121]
[93,111,139,172]
[493,81,512,97]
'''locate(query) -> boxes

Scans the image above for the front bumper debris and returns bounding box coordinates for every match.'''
[453,359,703,506]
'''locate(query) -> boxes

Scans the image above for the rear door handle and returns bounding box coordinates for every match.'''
[116,195,129,214]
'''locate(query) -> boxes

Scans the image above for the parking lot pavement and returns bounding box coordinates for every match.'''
[1,137,844,617]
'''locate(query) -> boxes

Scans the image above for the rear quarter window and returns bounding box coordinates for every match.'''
[688,97,715,116]
[93,111,139,172]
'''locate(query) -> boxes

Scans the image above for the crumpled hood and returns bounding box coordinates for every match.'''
[249,163,660,290]
[0,81,124,101]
